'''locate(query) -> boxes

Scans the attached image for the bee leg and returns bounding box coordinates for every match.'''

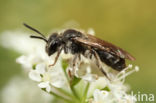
[78,54,81,61]
[72,54,79,76]
[64,46,68,54]
[67,69,73,78]
[68,54,80,78]
[92,50,111,80]
[49,47,63,67]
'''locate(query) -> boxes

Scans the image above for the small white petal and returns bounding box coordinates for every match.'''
[101,91,109,97]
[94,89,105,101]
[82,74,98,82]
[128,64,133,68]
[16,55,27,64]
[87,28,95,35]
[50,81,64,88]
[93,89,101,101]
[16,55,32,69]
[38,81,49,88]
[135,66,139,72]
[93,89,110,103]
[46,85,51,92]
[38,82,51,92]
[29,70,41,82]
[36,64,46,74]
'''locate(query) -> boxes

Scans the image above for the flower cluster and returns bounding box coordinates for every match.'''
[0,30,139,103]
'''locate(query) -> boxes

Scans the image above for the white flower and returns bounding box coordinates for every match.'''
[89,65,139,103]
[14,40,50,71]
[92,89,112,103]
[29,61,67,92]
[0,30,67,91]
[88,77,108,97]
[38,81,51,92]
[16,54,49,70]
[91,89,136,103]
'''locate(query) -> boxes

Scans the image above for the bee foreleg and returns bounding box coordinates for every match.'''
[49,47,63,67]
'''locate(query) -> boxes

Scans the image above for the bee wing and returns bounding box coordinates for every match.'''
[73,34,135,61]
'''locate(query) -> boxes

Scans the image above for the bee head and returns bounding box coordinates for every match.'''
[46,33,62,56]
[23,23,63,56]
[23,23,62,56]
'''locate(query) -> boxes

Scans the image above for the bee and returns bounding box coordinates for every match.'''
[24,23,135,79]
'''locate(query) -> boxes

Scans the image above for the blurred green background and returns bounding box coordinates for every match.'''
[0,0,156,102]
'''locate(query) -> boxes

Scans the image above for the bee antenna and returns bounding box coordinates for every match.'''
[30,35,48,43]
[23,23,46,39]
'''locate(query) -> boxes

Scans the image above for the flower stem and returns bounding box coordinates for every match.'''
[49,91,73,103]
[70,85,80,100]
[57,88,79,102]
[61,60,80,101]
[42,88,73,103]
[81,82,90,103]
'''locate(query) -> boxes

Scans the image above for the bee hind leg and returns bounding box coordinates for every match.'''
[92,50,111,81]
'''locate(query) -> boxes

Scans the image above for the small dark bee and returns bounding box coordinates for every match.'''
[24,23,135,79]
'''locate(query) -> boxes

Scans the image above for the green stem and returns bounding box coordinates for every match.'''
[70,85,80,100]
[81,82,90,103]
[61,61,80,101]
[42,88,73,103]
[63,67,70,82]
[49,91,73,103]
[57,88,73,98]
[57,88,79,101]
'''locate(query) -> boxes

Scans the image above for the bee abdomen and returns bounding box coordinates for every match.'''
[96,50,126,71]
